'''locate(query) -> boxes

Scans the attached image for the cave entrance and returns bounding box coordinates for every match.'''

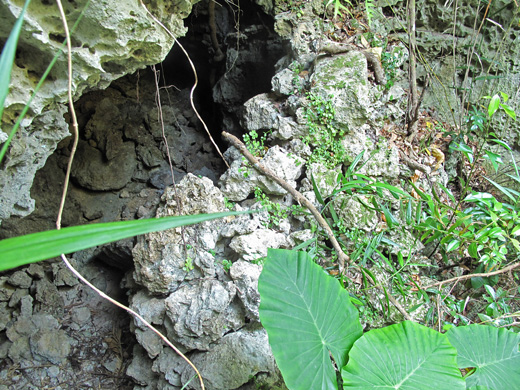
[159,0,285,144]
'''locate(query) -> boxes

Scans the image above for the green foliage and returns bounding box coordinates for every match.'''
[254,187,295,228]
[0,211,247,272]
[289,61,305,95]
[221,259,232,271]
[243,129,269,157]
[0,0,31,163]
[414,95,518,269]
[364,0,375,27]
[342,321,465,389]
[324,0,353,19]
[183,257,194,272]
[304,92,348,168]
[478,284,519,327]
[381,47,401,90]
[259,249,520,390]
[447,324,520,388]
[258,249,363,390]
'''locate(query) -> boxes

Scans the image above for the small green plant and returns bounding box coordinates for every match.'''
[303,92,348,168]
[324,0,353,19]
[224,197,235,210]
[413,94,518,269]
[222,259,232,271]
[183,257,194,272]
[241,129,270,178]
[479,284,519,328]
[289,61,305,95]
[254,187,289,228]
[243,129,268,157]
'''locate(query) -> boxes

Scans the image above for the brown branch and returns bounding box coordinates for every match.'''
[423,261,520,290]
[399,150,431,175]
[222,131,414,320]
[222,131,350,271]
[318,42,387,85]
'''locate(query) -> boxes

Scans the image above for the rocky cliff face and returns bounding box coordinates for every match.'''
[0,0,196,223]
[0,0,519,389]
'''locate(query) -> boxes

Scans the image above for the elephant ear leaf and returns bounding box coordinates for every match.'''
[447,324,520,390]
[259,249,363,390]
[342,321,465,389]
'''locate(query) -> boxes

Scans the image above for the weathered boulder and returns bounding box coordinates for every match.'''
[230,229,287,261]
[219,145,304,201]
[132,174,227,294]
[0,0,197,223]
[310,51,371,132]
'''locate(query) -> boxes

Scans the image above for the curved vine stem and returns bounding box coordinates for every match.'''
[140,0,229,169]
[55,2,205,389]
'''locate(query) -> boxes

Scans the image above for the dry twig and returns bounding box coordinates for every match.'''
[424,261,520,290]
[222,131,350,270]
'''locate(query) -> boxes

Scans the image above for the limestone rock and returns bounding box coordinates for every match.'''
[271,68,296,96]
[310,52,371,131]
[0,0,196,223]
[219,145,304,201]
[230,260,262,321]
[71,140,136,191]
[241,93,306,140]
[164,279,245,351]
[7,271,32,289]
[179,327,284,390]
[306,162,341,198]
[333,194,378,232]
[229,229,286,261]
[340,125,400,180]
[30,329,71,365]
[132,174,226,294]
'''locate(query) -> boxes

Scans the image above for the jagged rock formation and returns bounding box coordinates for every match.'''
[0,0,196,223]
[0,0,519,389]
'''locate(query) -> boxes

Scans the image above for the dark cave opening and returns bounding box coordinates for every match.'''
[0,0,286,239]
[159,0,285,149]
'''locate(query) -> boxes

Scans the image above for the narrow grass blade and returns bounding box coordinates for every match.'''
[0,211,247,271]
[0,0,31,121]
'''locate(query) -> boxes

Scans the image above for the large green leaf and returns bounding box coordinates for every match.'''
[0,211,245,271]
[447,324,520,389]
[258,249,362,390]
[342,321,465,389]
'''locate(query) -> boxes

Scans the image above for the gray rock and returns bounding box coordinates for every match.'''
[127,345,158,386]
[30,330,71,365]
[219,145,304,201]
[132,174,226,294]
[179,327,283,390]
[241,93,305,140]
[19,295,33,318]
[310,52,370,131]
[230,261,262,321]
[0,0,194,223]
[229,229,286,261]
[7,271,33,289]
[333,194,379,232]
[306,162,341,198]
[0,302,11,332]
[71,307,91,326]
[164,279,245,351]
[71,140,136,191]
[271,68,296,96]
